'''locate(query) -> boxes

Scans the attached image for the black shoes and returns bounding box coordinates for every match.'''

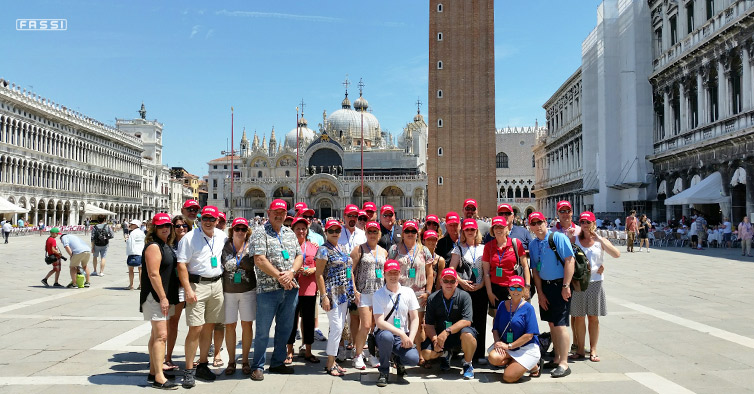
[195,362,216,381]
[269,364,295,374]
[376,373,388,387]
[551,365,571,378]
[181,369,195,388]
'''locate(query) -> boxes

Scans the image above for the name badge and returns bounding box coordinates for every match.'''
[537,261,542,271]
[375,268,383,279]
[281,250,290,259]
[346,267,352,279]
[233,271,242,284]
[210,256,218,268]
[506,332,513,343]
[445,321,452,330]
[496,267,503,277]
[408,268,416,278]
[393,317,401,328]
[472,267,479,278]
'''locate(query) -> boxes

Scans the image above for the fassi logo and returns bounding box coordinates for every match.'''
[16,19,68,31]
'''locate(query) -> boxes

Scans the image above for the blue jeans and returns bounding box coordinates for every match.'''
[375,329,419,375]
[252,288,299,370]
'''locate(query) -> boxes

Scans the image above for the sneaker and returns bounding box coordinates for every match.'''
[91,271,98,276]
[53,283,63,287]
[364,350,380,368]
[376,373,388,387]
[476,357,488,365]
[395,357,406,377]
[66,283,76,289]
[84,282,90,288]
[195,362,216,381]
[313,328,327,342]
[440,351,451,371]
[646,249,650,253]
[41,279,49,287]
[462,363,474,380]
[353,354,366,370]
[181,369,195,388]
[99,272,105,277]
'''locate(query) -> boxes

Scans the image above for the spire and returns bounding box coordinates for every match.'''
[354,77,368,112]
[341,75,351,109]
[270,126,277,142]
[252,130,259,150]
[138,102,146,119]
[414,97,424,122]
[241,127,248,142]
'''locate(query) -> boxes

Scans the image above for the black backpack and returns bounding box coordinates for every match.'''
[547,232,591,292]
[93,224,110,246]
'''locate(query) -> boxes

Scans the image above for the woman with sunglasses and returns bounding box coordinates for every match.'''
[387,220,434,364]
[139,213,180,389]
[449,218,488,364]
[165,215,190,372]
[571,211,620,362]
[483,216,530,315]
[315,219,356,376]
[220,218,256,376]
[349,221,386,370]
[286,217,320,365]
[420,215,444,292]
[487,276,541,382]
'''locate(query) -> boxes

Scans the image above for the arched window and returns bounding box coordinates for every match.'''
[437,61,443,69]
[257,171,262,178]
[437,118,443,127]
[437,3,443,12]
[437,32,443,41]
[515,186,522,198]
[438,176,444,185]
[532,155,535,167]
[285,170,290,177]
[507,187,514,198]
[523,186,530,198]
[437,90,443,98]
[496,152,509,168]
[437,147,443,156]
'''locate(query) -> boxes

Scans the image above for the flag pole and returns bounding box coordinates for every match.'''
[296,106,300,205]
[230,106,234,219]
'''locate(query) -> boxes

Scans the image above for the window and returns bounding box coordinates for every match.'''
[437,3,443,12]
[213,165,217,169]
[654,28,663,57]
[212,179,217,188]
[223,165,227,169]
[234,165,238,169]
[437,147,443,156]
[437,32,443,41]
[437,119,443,127]
[670,15,677,45]
[496,152,509,168]
[438,176,443,185]
[532,155,535,168]
[285,170,290,177]
[686,1,695,34]
[213,193,217,199]
[257,171,263,178]
[437,90,443,98]
[706,0,714,20]
[437,61,443,69]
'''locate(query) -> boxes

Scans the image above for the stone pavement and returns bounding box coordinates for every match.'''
[0,232,753,393]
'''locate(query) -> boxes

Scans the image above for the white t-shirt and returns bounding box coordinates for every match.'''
[723,221,732,234]
[575,237,605,282]
[338,227,366,254]
[1,222,11,232]
[689,222,697,234]
[176,227,228,277]
[125,228,145,256]
[373,284,419,333]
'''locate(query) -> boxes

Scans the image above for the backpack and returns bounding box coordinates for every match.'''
[93,224,110,246]
[547,232,591,292]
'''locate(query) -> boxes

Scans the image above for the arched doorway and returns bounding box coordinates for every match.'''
[272,186,294,209]
[352,185,374,206]
[308,179,339,219]
[243,189,266,218]
[381,186,405,215]
[317,198,334,221]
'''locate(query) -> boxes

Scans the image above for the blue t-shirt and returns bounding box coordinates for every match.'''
[307,231,325,247]
[492,301,539,347]
[529,231,573,280]
[61,234,92,254]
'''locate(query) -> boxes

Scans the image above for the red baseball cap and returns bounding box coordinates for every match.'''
[463,199,477,209]
[441,267,458,279]
[497,203,513,213]
[299,208,315,216]
[579,211,596,223]
[381,205,395,215]
[231,217,248,228]
[491,216,508,228]
[462,218,478,230]
[285,216,294,222]
[402,221,419,232]
[325,219,342,230]
[358,210,369,219]
[183,200,199,209]
[445,211,461,225]
[218,212,226,221]
[269,199,287,211]
[509,275,525,287]
[425,214,440,225]
[291,217,310,227]
[423,230,439,240]
[152,213,171,226]
[344,204,359,216]
[556,200,572,211]
[528,212,546,224]
[384,259,401,272]
[294,202,307,211]
[363,202,377,212]
[201,206,219,218]
[365,221,380,231]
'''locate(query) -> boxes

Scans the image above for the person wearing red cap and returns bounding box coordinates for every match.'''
[220,217,256,376]
[449,218,488,364]
[488,275,542,382]
[349,221,387,370]
[315,219,356,376]
[286,217,320,365]
[420,228,445,293]
[363,202,378,222]
[175,206,228,387]
[182,200,201,229]
[551,200,580,243]
[571,212,620,363]
[165,215,190,372]
[249,199,304,380]
[482,204,534,251]
[211,211,229,368]
[421,267,477,378]
[356,210,369,231]
[436,211,461,265]
[378,205,401,250]
[483,216,529,313]
[216,212,227,231]
[139,213,180,389]
[372,260,420,387]
[462,199,491,243]
[527,211,574,377]
[340,204,367,255]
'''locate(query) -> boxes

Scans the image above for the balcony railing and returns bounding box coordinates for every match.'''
[653,108,754,155]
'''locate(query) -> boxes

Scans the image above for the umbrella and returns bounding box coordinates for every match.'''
[83,203,117,217]
[0,197,29,214]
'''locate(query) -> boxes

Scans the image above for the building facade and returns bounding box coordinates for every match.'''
[427,0,497,217]
[207,89,428,220]
[648,0,754,224]
[496,126,540,221]
[0,78,143,225]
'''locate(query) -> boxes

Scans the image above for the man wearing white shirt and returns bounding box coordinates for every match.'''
[176,206,228,388]
[373,260,420,387]
[339,204,367,253]
[722,218,733,248]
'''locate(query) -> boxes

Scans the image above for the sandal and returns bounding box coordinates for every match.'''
[530,359,544,378]
[224,362,236,375]
[163,361,179,371]
[304,355,320,364]
[334,363,346,374]
[326,365,344,377]
[568,352,586,360]
[284,355,293,365]
[242,362,252,375]
[213,358,224,367]
[589,354,601,362]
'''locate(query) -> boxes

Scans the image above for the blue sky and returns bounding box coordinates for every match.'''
[2,1,602,176]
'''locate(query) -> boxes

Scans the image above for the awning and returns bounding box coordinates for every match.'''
[0,197,29,214]
[731,167,746,186]
[672,178,684,194]
[83,204,117,217]
[664,172,729,205]
[657,180,667,195]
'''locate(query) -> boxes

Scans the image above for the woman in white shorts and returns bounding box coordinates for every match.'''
[139,213,179,389]
[350,221,386,370]
[221,217,256,376]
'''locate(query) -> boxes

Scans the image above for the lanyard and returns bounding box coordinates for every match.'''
[442,295,454,319]
[403,242,419,268]
[301,242,310,263]
[389,226,395,244]
[463,243,477,265]
[325,241,347,260]
[507,299,521,328]
[496,238,508,267]
[344,227,356,250]
[364,242,378,261]
[203,235,215,255]
[231,240,246,267]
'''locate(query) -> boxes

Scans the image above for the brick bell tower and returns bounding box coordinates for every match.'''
[427,0,497,217]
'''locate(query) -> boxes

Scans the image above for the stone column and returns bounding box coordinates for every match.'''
[681,175,690,218]
[742,46,752,111]
[745,161,754,218]
[697,71,706,124]
[679,80,687,132]
[718,58,727,119]
[663,88,671,136]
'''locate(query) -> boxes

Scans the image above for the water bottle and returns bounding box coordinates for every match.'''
[76,267,86,288]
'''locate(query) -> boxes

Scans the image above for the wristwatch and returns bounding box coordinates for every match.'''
[445,328,452,335]
[562,283,570,288]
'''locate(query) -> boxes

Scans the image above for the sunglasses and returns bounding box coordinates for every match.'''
[382,213,394,218]
[558,210,572,214]
[202,217,217,222]
[303,215,314,220]
[530,221,543,226]
[326,229,341,234]
[442,279,457,284]
[403,229,417,234]
[579,220,592,225]
[358,217,368,221]
[427,222,439,226]
[498,212,513,216]
[367,230,380,234]
[233,226,248,232]
[175,223,189,229]
[186,207,199,213]
[464,206,477,211]
[346,214,358,218]
[509,286,523,292]
[156,223,173,229]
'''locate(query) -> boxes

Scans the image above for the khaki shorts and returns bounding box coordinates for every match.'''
[69,252,91,268]
[142,295,176,321]
[185,280,224,327]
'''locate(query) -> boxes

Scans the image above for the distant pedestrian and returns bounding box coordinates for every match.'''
[637,214,651,253]
[41,227,63,287]
[2,220,11,243]
[695,213,708,250]
[739,216,752,257]
[39,219,45,236]
[122,219,130,239]
[91,215,114,276]
[125,220,145,290]
[625,210,637,252]
[722,217,733,248]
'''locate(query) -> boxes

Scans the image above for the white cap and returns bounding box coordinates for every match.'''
[129,219,142,227]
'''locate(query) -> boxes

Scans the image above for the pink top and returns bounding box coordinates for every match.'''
[297,241,318,296]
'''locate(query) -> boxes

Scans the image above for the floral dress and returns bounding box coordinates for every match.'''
[315,243,355,306]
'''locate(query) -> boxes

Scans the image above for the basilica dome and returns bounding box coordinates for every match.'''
[327,94,381,142]
[284,116,317,150]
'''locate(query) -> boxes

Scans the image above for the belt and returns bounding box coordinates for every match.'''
[188,274,222,283]
[543,278,563,285]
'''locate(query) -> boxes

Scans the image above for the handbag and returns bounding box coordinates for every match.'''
[44,254,56,264]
